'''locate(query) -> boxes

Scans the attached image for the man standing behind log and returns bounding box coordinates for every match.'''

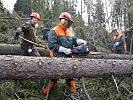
[14,12,41,56]
[112,28,127,54]
[42,12,87,99]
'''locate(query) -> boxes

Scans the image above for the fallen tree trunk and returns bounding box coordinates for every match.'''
[77,53,133,60]
[0,44,50,57]
[0,44,133,60]
[0,55,132,79]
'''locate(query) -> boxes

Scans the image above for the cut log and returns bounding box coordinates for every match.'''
[0,55,132,79]
[77,53,133,60]
[0,44,133,60]
[0,44,50,57]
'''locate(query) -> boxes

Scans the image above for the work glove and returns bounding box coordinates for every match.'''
[58,46,72,55]
[14,31,20,39]
[113,42,119,48]
[77,39,87,45]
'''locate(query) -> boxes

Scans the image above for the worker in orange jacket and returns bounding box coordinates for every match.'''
[112,28,127,54]
[42,12,87,99]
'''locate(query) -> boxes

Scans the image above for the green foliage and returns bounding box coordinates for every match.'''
[75,24,112,52]
[14,0,32,17]
[0,77,132,100]
[0,1,22,44]
[112,0,133,28]
[77,77,133,100]
[128,1,133,27]
[93,0,105,27]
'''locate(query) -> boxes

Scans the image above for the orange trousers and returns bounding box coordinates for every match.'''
[42,79,76,94]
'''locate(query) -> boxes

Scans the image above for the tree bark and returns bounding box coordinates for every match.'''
[0,55,132,79]
[76,53,133,60]
[1,44,133,60]
[0,44,50,57]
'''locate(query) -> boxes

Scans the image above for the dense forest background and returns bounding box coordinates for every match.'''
[0,0,133,99]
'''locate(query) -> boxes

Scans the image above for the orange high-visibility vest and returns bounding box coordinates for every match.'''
[49,24,73,57]
[113,33,127,53]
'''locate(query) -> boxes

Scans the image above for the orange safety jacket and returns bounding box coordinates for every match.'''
[113,33,127,53]
[48,24,77,57]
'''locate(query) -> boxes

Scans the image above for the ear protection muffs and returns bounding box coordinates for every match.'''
[60,19,66,25]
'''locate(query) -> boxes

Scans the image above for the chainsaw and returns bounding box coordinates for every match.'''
[71,44,90,56]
